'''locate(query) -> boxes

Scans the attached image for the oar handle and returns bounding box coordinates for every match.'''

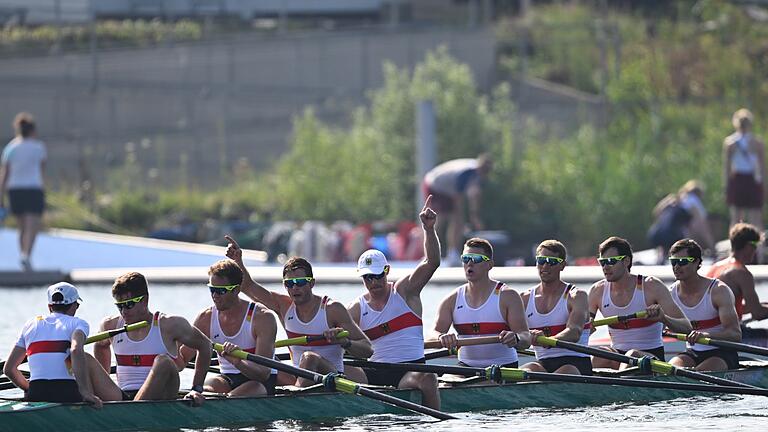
[664,331,711,344]
[275,330,350,348]
[85,321,150,344]
[424,335,501,349]
[665,331,768,357]
[592,311,648,327]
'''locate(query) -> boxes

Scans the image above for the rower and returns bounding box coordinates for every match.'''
[180,259,278,397]
[521,240,592,375]
[668,239,742,371]
[706,223,768,322]
[4,282,120,406]
[432,237,531,368]
[344,195,441,410]
[93,272,211,405]
[226,238,372,387]
[588,236,692,369]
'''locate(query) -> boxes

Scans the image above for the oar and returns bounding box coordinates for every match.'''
[340,360,768,397]
[85,321,150,344]
[275,330,350,348]
[535,335,756,388]
[592,311,648,327]
[0,322,150,391]
[665,332,768,357]
[424,335,501,350]
[212,343,455,420]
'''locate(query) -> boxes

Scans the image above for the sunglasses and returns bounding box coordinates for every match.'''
[535,255,564,266]
[597,255,626,266]
[208,283,239,295]
[669,256,696,267]
[751,240,762,247]
[115,295,145,311]
[461,253,490,264]
[283,277,314,289]
[362,271,387,282]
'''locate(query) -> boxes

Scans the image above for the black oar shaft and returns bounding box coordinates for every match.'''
[706,339,768,356]
[540,336,755,389]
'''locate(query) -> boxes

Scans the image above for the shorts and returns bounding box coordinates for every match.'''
[121,389,140,401]
[8,188,45,215]
[616,345,666,361]
[683,348,740,370]
[539,356,593,375]
[27,379,82,403]
[363,358,426,387]
[222,372,277,395]
[422,181,454,213]
[727,173,763,208]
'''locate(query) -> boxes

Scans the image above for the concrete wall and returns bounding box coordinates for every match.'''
[0,27,496,188]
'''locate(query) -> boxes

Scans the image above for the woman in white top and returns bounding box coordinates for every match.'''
[0,112,47,270]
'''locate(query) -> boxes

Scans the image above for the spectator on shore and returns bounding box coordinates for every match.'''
[648,180,714,263]
[422,155,492,266]
[0,113,47,271]
[724,108,764,232]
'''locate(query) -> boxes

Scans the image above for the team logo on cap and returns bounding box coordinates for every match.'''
[365,257,373,265]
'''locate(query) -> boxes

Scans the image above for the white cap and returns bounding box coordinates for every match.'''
[357,249,389,276]
[47,282,82,305]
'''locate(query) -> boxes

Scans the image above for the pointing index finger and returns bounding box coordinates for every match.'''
[423,194,433,210]
[224,235,240,248]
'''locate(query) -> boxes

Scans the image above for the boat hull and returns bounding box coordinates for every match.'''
[1,363,766,431]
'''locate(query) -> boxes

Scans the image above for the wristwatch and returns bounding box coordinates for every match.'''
[192,384,204,393]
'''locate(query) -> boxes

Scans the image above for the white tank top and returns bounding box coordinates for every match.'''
[671,279,723,352]
[601,275,664,351]
[284,296,344,372]
[113,312,176,391]
[210,303,278,377]
[453,282,518,367]
[525,284,590,360]
[729,132,760,175]
[15,313,89,381]
[358,284,424,362]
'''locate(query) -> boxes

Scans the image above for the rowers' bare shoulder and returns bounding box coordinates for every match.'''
[250,304,278,334]
[192,307,213,335]
[498,284,524,306]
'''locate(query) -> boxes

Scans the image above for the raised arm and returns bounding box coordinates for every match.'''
[395,195,440,300]
[646,277,692,334]
[326,302,373,359]
[225,235,290,315]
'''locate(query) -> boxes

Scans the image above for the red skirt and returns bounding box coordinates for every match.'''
[727,173,764,208]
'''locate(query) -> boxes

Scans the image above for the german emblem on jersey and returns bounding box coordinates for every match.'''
[132,355,141,366]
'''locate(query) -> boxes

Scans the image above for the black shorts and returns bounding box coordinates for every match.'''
[222,372,277,395]
[8,188,45,215]
[121,389,140,401]
[616,346,666,361]
[539,356,593,375]
[26,379,82,403]
[457,361,519,368]
[364,358,427,387]
[683,348,740,370]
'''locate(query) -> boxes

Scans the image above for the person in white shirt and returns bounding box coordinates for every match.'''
[0,112,47,270]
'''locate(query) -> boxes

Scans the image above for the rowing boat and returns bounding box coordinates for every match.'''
[1,360,766,431]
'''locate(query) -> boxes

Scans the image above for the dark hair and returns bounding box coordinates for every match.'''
[464,237,494,260]
[49,292,74,312]
[730,223,762,251]
[13,112,36,137]
[669,238,702,261]
[537,239,567,260]
[598,236,633,270]
[283,257,313,278]
[208,259,243,285]
[112,272,149,298]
